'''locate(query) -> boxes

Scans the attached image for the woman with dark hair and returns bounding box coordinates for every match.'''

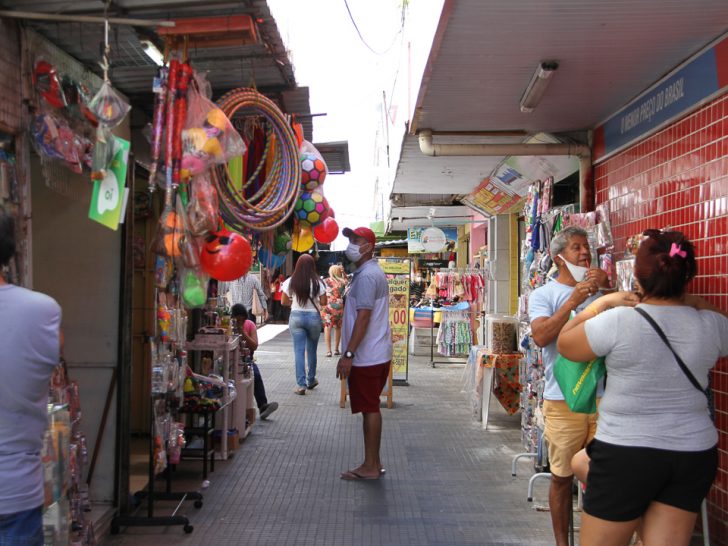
[281,254,327,394]
[557,229,728,546]
[230,304,278,419]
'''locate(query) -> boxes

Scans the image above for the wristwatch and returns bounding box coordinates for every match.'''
[343,350,355,359]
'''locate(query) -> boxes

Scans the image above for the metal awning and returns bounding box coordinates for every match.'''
[0,0,314,137]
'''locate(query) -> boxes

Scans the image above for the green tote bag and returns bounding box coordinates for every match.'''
[553,354,605,414]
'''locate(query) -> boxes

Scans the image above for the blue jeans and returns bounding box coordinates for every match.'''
[0,506,43,546]
[289,311,322,387]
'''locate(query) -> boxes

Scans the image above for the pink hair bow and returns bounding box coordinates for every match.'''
[669,243,686,258]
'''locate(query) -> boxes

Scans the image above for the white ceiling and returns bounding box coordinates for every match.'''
[389,205,475,231]
[392,0,728,215]
[394,133,526,194]
[412,0,728,134]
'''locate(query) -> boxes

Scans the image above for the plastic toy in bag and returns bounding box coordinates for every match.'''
[173,196,202,270]
[181,269,208,309]
[90,125,118,181]
[154,254,174,289]
[155,205,184,258]
[32,60,65,109]
[89,81,131,128]
[180,72,245,181]
[187,174,219,237]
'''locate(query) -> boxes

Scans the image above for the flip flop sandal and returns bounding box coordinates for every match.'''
[326,352,332,357]
[340,470,379,481]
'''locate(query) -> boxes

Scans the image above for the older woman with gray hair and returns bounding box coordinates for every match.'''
[527,225,610,546]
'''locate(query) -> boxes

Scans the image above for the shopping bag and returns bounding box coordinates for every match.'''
[553,354,605,414]
[251,291,265,317]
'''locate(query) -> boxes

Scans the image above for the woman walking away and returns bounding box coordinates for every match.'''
[282,254,327,395]
[557,229,728,546]
[322,264,347,357]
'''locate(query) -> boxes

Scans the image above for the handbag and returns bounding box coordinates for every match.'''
[553,353,606,414]
[251,290,265,317]
[634,307,715,421]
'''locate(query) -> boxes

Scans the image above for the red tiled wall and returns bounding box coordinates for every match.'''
[595,91,728,544]
[0,18,20,133]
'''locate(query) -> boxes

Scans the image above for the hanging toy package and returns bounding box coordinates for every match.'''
[90,125,118,181]
[169,196,209,309]
[180,71,245,181]
[89,81,131,129]
[187,174,219,237]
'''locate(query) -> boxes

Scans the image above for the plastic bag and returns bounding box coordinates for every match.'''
[187,174,219,237]
[31,114,82,172]
[90,125,117,181]
[89,81,131,128]
[180,72,245,180]
[553,354,605,414]
[181,268,208,309]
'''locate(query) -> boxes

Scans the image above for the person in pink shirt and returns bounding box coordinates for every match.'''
[231,304,278,420]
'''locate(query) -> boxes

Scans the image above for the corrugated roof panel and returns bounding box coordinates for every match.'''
[0,0,298,96]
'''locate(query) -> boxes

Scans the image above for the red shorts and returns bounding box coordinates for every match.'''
[348,362,390,414]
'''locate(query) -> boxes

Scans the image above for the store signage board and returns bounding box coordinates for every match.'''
[594,33,728,162]
[407,227,457,254]
[461,177,523,217]
[378,259,410,383]
[88,137,130,230]
[417,259,450,270]
[489,134,579,197]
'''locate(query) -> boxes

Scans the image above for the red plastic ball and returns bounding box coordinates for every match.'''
[199,229,252,281]
[313,217,339,244]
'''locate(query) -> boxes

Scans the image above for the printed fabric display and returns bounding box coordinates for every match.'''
[436,311,472,356]
[486,353,522,415]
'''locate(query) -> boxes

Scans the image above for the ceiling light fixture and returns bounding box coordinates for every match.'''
[519,61,559,113]
[140,40,165,66]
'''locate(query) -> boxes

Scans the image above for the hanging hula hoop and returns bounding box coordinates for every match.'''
[211,88,302,232]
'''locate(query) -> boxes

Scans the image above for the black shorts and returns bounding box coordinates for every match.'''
[583,439,717,521]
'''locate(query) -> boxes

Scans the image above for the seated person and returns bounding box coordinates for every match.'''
[231,304,278,420]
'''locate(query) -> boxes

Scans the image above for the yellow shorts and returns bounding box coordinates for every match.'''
[543,399,598,478]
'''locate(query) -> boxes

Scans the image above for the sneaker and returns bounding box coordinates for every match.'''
[307,379,319,390]
[294,387,306,395]
[259,402,279,420]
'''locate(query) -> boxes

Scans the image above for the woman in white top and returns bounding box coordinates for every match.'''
[557,229,728,546]
[282,254,327,394]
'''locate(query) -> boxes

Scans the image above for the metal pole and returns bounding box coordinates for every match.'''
[0,10,175,27]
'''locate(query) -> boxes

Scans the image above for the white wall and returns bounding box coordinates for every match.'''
[30,158,120,504]
[488,214,512,313]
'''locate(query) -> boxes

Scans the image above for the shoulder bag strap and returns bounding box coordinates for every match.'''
[308,281,321,313]
[634,307,708,396]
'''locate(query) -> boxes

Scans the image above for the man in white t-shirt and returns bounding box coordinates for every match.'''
[527,226,608,546]
[337,227,392,481]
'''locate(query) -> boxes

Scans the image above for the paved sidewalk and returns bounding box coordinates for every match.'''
[103,327,555,545]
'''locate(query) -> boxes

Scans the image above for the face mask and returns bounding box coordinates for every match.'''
[345,243,363,263]
[558,254,589,282]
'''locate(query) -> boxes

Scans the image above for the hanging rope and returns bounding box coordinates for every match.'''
[211,88,301,232]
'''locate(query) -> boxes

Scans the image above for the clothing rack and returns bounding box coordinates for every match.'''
[429,307,475,368]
